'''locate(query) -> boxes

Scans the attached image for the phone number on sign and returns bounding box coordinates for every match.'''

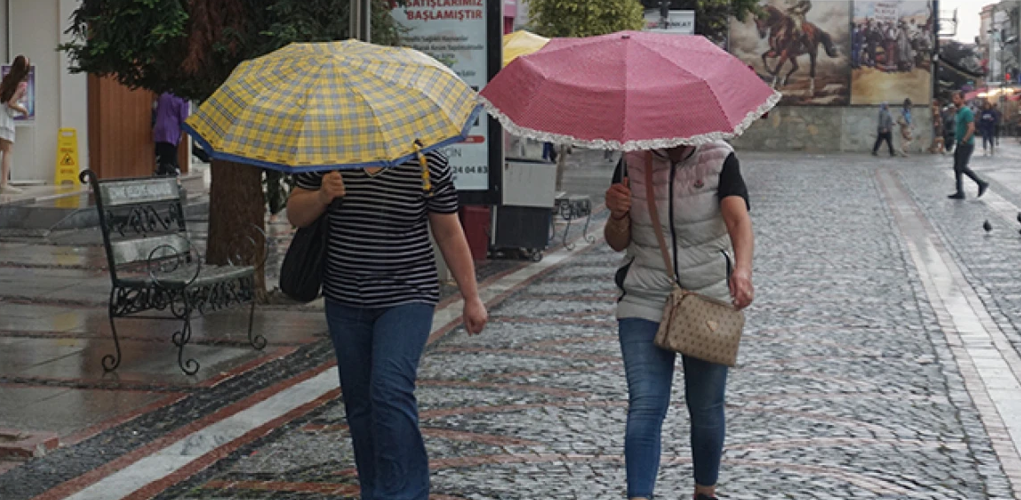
[452,165,489,175]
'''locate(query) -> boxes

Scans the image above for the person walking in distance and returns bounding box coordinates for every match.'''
[872,102,894,156]
[993,103,1002,146]
[943,103,957,153]
[604,142,755,500]
[897,98,913,157]
[153,93,189,176]
[930,99,945,154]
[979,101,997,156]
[948,91,989,200]
[0,55,30,194]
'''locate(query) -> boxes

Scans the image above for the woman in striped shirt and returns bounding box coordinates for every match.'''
[287,151,487,499]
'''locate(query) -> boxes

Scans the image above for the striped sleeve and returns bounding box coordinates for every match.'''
[425,151,459,214]
[294,172,324,191]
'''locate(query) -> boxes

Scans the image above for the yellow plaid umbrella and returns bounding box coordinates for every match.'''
[503,31,549,67]
[184,40,481,174]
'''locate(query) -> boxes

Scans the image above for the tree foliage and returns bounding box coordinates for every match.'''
[527,0,646,38]
[62,0,404,101]
[691,0,758,43]
[61,0,405,298]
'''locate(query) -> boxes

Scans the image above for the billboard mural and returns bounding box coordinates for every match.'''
[729,0,851,105]
[850,1,934,105]
[729,0,935,106]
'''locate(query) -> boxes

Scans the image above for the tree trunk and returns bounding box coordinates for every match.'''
[206,160,268,302]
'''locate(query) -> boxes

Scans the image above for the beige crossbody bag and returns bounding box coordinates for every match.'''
[642,152,745,367]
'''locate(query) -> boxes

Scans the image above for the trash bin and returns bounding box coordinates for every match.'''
[459,205,490,261]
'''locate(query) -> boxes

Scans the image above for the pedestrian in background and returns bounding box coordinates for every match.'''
[897,98,913,157]
[872,102,894,156]
[604,142,755,500]
[286,151,488,500]
[979,101,997,156]
[948,91,989,200]
[993,103,1003,146]
[930,99,945,154]
[0,55,30,194]
[943,103,957,153]
[153,93,189,177]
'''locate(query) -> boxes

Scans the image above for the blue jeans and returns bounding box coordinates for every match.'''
[619,318,729,498]
[982,130,995,152]
[325,300,435,500]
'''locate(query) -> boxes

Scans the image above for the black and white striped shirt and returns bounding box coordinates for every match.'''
[294,151,458,308]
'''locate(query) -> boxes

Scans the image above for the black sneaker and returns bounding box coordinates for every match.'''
[695,495,718,500]
[978,182,990,198]
[948,193,966,200]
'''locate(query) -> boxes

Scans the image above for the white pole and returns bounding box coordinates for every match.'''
[350,0,371,42]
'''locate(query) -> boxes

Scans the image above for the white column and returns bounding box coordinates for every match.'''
[59,0,87,172]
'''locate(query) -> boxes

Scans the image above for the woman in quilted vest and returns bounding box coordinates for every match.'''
[604,142,755,500]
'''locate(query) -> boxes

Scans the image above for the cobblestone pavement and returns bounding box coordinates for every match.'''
[4,149,1021,499]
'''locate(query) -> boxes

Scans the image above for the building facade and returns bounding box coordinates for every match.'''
[0,0,164,186]
[980,0,1020,85]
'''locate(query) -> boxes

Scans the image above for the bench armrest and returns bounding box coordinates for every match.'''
[227,223,269,269]
[147,240,203,288]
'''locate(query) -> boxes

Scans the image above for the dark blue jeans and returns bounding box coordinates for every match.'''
[953,142,983,195]
[325,300,435,500]
[982,130,995,152]
[619,318,729,498]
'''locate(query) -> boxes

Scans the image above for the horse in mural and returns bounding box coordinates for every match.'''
[754,4,840,96]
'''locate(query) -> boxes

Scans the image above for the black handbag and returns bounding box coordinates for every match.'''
[279,213,329,303]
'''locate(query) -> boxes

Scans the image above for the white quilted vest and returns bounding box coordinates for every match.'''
[616,142,735,323]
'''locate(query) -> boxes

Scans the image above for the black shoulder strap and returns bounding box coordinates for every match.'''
[668,163,680,286]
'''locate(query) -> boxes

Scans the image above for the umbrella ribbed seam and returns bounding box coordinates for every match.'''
[220,58,314,165]
[629,40,734,132]
[290,56,330,166]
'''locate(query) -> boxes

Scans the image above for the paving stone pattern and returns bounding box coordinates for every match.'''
[148,153,1016,499]
[892,152,1021,357]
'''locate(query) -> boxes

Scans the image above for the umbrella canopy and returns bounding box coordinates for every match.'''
[480,31,780,151]
[184,40,481,172]
[503,30,549,67]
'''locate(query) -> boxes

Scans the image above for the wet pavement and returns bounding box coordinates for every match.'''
[3,147,1021,499]
[0,151,610,452]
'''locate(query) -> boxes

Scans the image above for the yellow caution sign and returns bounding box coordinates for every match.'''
[55,128,80,186]
[53,186,79,209]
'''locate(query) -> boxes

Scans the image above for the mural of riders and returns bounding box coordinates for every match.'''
[851,1,934,105]
[729,0,851,105]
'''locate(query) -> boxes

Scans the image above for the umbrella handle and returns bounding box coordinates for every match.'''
[327,169,345,211]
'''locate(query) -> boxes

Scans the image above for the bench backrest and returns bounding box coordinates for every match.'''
[80,170,190,285]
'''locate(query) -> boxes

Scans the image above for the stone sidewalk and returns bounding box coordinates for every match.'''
[3,148,1021,499]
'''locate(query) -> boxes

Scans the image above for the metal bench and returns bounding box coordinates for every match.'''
[80,170,267,375]
[551,192,594,250]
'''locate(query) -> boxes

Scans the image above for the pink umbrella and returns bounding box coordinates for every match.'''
[479,31,780,151]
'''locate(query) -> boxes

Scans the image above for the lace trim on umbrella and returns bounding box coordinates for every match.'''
[478,91,781,151]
